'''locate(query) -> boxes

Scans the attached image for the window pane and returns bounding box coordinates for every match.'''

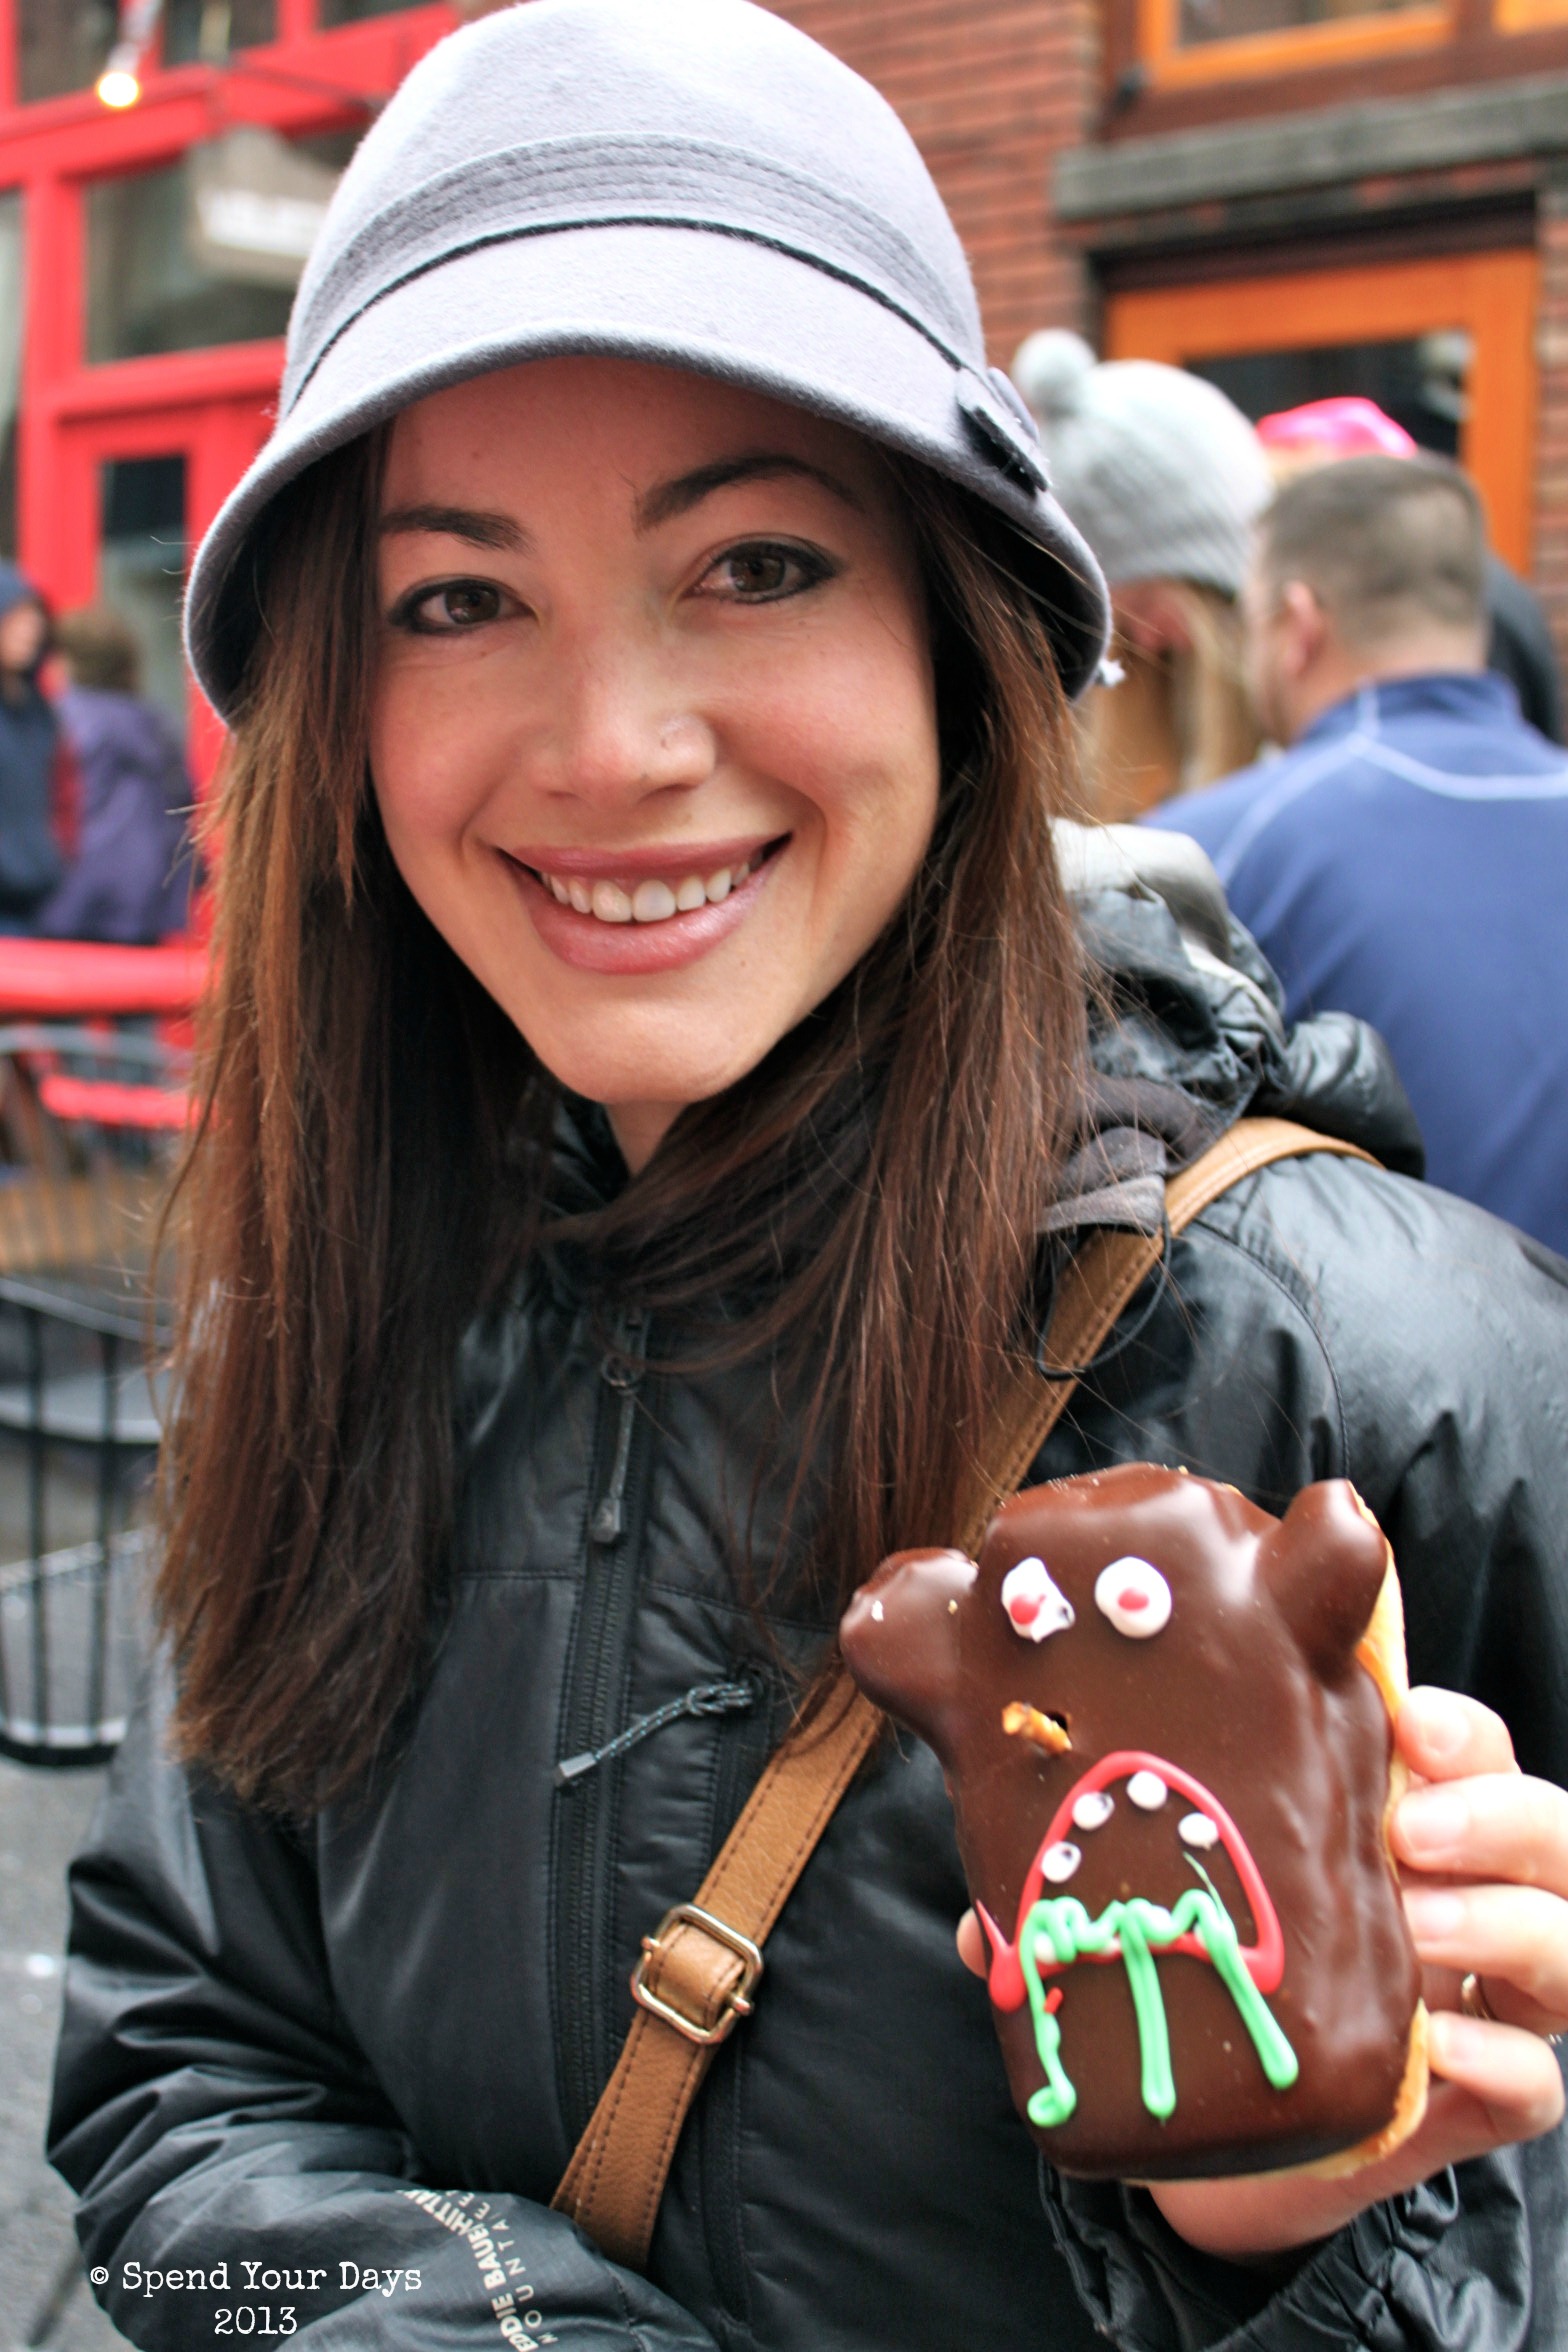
[99,456,189,738]
[85,131,347,364]
[0,192,21,561]
[1189,335,1470,458]
[17,0,116,104]
[1178,0,1430,41]
[318,0,427,22]
[163,0,278,67]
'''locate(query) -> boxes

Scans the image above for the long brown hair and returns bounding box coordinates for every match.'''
[158,431,1087,1813]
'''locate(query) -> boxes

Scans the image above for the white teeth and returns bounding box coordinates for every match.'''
[1127,1770,1169,1811]
[1041,1841,1081,1884]
[632,879,678,923]
[1072,1790,1114,1832]
[542,851,767,922]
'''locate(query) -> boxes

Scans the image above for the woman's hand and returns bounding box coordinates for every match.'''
[956,1686,1568,2260]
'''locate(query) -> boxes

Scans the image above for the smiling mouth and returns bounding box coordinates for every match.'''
[517,839,785,926]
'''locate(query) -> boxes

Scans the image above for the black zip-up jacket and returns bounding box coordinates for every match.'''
[50,853,1568,2351]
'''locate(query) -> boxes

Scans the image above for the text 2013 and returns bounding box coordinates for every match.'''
[213,2312,295,2335]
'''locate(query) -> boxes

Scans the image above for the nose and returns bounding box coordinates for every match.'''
[530,623,716,813]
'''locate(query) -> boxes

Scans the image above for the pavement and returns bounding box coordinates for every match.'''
[0,1757,123,2351]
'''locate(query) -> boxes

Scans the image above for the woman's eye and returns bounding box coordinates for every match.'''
[703,543,832,603]
[396,580,509,633]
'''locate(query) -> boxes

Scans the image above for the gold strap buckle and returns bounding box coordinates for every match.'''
[630,1902,765,2047]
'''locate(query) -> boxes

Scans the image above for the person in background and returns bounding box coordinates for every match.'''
[36,604,195,944]
[1147,452,1568,1256]
[0,559,67,932]
[1256,396,1564,742]
[1012,330,1273,819]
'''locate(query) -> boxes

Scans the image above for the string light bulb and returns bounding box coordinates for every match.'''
[96,57,143,107]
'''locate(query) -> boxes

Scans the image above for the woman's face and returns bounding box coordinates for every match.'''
[371,357,940,1171]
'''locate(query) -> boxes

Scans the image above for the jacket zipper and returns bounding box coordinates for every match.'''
[552,1306,652,2147]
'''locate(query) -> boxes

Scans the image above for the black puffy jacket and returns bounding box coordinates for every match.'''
[50,855,1568,2352]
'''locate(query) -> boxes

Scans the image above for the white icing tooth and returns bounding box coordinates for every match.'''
[1072,1790,1114,1832]
[591,880,633,922]
[1127,1770,1168,1811]
[567,879,592,914]
[1041,1840,1081,1884]
[632,879,678,923]
[1179,1812,1219,1850]
[705,867,732,903]
[675,875,707,912]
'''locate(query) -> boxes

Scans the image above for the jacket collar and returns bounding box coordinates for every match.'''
[1299,670,1519,750]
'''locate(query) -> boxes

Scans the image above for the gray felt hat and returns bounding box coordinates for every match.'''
[184,0,1109,719]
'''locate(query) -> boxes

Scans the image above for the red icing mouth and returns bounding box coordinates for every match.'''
[978,1749,1286,2013]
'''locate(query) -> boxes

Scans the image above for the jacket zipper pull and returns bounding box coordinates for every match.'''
[555,1676,757,1786]
[590,1312,644,1546]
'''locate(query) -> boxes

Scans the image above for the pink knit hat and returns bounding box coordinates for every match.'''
[1255,398,1418,461]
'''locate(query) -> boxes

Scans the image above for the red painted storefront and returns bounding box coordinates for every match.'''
[0,1,457,783]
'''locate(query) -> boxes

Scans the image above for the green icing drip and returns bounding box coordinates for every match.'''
[1017,1883,1299,2128]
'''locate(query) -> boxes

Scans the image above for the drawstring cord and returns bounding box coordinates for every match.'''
[554,1676,758,1787]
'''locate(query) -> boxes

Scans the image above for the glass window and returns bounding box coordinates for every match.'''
[85,131,349,364]
[1190,334,1471,458]
[17,0,116,104]
[1177,0,1432,39]
[318,0,427,22]
[163,0,278,66]
[0,193,21,561]
[99,457,189,738]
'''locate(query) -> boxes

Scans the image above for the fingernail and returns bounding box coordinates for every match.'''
[1406,1686,1467,1759]
[1402,1886,1465,1943]
[1398,1787,1469,1860]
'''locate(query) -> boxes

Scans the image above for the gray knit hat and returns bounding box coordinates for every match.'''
[1011,331,1272,597]
[185,0,1110,719]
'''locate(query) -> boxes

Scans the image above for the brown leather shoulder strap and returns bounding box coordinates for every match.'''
[551,1117,1374,2266]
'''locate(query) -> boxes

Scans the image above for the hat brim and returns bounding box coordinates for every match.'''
[186,221,1109,715]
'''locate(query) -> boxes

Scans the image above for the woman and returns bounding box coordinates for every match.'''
[1009,332,1270,819]
[51,5,1568,2348]
[0,560,67,929]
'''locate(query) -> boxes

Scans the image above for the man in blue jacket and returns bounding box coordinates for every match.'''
[1148,452,1568,1256]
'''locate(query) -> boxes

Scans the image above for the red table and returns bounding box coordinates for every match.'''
[0,939,206,1019]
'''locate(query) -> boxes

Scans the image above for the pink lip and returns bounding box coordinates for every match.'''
[501,840,784,975]
[507,835,776,883]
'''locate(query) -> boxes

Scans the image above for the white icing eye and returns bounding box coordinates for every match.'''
[1094,1556,1172,1639]
[1001,1556,1075,1643]
[1072,1790,1114,1832]
[1179,1812,1219,1850]
[1041,1840,1081,1883]
[1127,1769,1168,1810]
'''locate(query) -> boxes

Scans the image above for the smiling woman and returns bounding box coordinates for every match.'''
[46,4,1568,2351]
[371,360,941,1165]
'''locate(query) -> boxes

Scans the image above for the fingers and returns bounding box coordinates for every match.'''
[1394,1769,1568,1898]
[1397,1686,1517,1784]
[956,1907,987,1978]
[1404,1882,1568,2030]
[1425,2011,1567,2145]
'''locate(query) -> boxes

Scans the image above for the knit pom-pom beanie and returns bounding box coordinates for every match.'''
[1011,331,1273,596]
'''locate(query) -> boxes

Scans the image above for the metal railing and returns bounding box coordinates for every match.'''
[0,1025,184,1765]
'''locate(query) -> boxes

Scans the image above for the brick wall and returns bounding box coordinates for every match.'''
[1533,179,1568,659]
[763,0,1099,367]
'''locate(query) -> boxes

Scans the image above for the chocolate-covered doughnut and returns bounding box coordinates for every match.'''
[840,1466,1427,2180]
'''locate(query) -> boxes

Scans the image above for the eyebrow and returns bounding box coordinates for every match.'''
[377,503,529,552]
[635,452,863,532]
